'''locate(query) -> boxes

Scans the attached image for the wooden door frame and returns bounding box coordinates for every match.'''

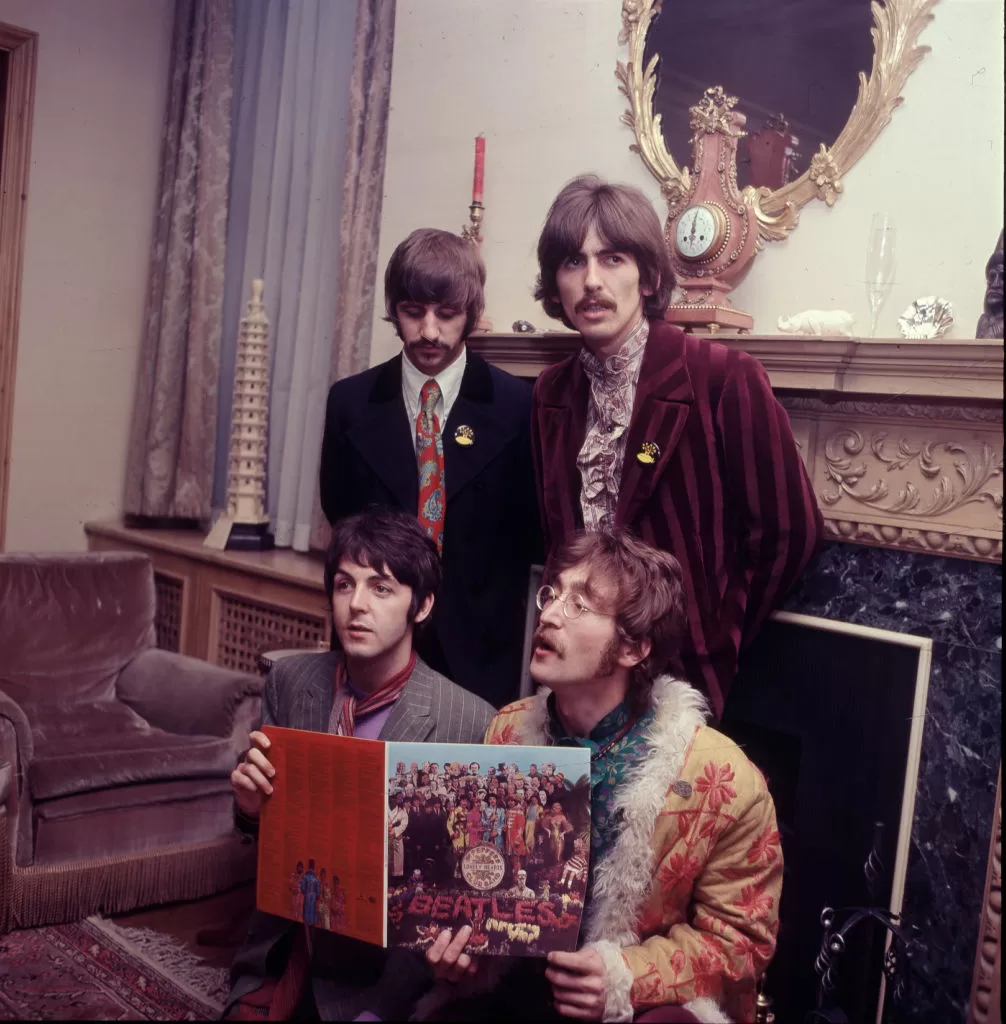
[0,22,38,551]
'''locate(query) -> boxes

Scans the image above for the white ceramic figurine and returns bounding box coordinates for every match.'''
[777,310,856,337]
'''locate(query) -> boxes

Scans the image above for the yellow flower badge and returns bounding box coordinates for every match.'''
[636,441,660,465]
[454,425,475,447]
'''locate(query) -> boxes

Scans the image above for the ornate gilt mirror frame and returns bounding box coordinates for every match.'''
[616,0,939,244]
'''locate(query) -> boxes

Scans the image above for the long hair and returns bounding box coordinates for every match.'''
[324,507,442,627]
[534,175,675,328]
[384,228,486,339]
[545,528,686,707]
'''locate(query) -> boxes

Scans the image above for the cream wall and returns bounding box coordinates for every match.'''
[371,0,1004,365]
[1,0,173,551]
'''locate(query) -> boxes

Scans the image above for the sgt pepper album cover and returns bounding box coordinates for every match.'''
[256,728,590,956]
[386,741,591,957]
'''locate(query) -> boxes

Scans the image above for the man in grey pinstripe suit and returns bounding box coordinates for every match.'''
[224,510,495,1021]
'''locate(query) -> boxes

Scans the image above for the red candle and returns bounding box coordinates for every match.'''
[472,135,485,204]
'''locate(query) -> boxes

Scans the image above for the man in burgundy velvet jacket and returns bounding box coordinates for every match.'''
[530,175,822,717]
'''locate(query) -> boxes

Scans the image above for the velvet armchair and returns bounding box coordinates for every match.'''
[0,551,262,931]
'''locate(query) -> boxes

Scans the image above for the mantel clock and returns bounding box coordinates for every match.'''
[665,87,757,333]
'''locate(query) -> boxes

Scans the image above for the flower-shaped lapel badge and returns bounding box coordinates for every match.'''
[454,424,475,448]
[636,441,660,466]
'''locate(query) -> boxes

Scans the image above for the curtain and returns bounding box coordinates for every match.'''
[328,0,397,387]
[214,0,358,551]
[213,0,397,553]
[306,0,397,550]
[124,0,233,522]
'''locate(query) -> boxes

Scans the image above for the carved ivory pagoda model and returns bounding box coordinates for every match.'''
[207,279,275,552]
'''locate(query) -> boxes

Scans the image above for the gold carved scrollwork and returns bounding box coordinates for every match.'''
[821,430,1004,518]
[615,0,690,211]
[617,0,658,46]
[688,86,745,141]
[808,146,844,206]
[617,0,938,243]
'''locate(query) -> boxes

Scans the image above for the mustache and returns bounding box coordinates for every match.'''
[409,338,448,349]
[533,628,562,654]
[575,297,615,314]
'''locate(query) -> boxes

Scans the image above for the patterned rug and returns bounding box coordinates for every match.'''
[0,916,230,1020]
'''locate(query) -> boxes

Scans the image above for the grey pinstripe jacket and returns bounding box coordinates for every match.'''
[260,650,496,744]
[225,651,495,1021]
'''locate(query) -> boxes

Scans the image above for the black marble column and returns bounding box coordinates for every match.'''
[780,540,1002,1023]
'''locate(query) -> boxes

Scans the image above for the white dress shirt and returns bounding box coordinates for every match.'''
[401,345,468,453]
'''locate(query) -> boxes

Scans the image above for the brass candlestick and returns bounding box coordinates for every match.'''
[462,201,492,331]
[461,201,484,246]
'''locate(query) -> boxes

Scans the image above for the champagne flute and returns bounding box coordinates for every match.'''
[865,213,896,338]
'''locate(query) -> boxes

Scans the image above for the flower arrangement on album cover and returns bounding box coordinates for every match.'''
[256,727,590,956]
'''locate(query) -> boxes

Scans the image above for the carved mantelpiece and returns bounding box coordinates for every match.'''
[782,396,1002,562]
[467,333,1004,564]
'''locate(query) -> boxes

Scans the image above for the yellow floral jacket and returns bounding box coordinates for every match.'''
[483,678,782,1024]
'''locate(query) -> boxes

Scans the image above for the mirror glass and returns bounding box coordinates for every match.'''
[644,0,875,191]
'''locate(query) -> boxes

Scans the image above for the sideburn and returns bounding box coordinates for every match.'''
[596,635,622,678]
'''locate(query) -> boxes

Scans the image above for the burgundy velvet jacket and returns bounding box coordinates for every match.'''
[531,319,823,717]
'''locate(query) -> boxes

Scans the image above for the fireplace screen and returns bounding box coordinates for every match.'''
[722,611,932,1023]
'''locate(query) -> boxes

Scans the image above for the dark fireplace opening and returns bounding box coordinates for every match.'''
[722,613,930,1024]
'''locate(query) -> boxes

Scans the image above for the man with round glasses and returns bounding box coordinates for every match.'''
[422,528,781,1024]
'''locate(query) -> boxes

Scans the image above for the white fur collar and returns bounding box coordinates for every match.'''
[522,676,709,946]
[524,677,715,1021]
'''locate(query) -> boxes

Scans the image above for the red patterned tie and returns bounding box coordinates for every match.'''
[416,379,445,552]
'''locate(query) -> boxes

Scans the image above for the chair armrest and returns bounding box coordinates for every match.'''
[117,648,264,738]
[0,690,32,790]
[0,692,32,872]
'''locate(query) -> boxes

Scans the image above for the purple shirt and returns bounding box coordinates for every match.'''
[343,680,395,740]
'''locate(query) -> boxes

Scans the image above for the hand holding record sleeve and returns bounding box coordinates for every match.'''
[231,730,274,818]
[426,924,482,983]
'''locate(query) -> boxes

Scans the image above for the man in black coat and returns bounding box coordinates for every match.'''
[319,228,542,708]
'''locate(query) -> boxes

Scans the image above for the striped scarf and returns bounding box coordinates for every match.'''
[333,652,416,736]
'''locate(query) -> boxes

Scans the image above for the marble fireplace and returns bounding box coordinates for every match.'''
[727,609,931,1021]
[471,332,1003,1024]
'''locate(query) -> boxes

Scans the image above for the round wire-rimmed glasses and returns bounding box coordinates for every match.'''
[535,584,600,620]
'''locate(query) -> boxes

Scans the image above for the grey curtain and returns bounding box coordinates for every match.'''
[328,0,397,386]
[307,0,397,550]
[214,0,359,550]
[212,0,396,552]
[124,0,233,521]
[215,0,396,553]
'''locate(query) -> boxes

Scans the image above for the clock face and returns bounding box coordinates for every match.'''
[674,204,725,261]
